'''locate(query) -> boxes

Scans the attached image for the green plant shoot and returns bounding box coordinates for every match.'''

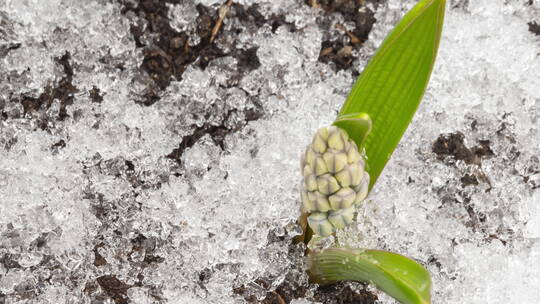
[304,0,446,303]
[309,248,432,304]
[338,0,446,189]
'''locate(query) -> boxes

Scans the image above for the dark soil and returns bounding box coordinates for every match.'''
[166,105,263,165]
[93,243,108,267]
[118,0,290,106]
[4,52,78,130]
[442,189,513,247]
[0,42,21,58]
[304,0,382,71]
[120,0,217,105]
[432,130,517,246]
[50,139,66,154]
[0,253,22,270]
[234,3,296,34]
[21,52,75,118]
[79,156,170,304]
[528,21,540,35]
[117,1,288,166]
[460,173,479,187]
[432,131,495,191]
[432,132,494,166]
[313,283,378,304]
[449,0,469,9]
[89,86,104,103]
[235,280,377,304]
[83,233,166,303]
[96,275,131,304]
[232,231,377,304]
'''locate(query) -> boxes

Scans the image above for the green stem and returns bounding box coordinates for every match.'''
[308,248,431,304]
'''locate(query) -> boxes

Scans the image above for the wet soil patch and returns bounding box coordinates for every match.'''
[313,283,378,304]
[50,139,66,154]
[83,230,166,303]
[96,275,131,304]
[460,173,479,187]
[0,253,22,270]
[89,86,104,103]
[235,280,377,304]
[21,52,76,120]
[120,0,205,105]
[118,1,296,165]
[87,234,165,303]
[432,132,494,166]
[93,243,108,267]
[129,233,165,266]
[432,132,494,190]
[450,0,470,9]
[166,104,263,165]
[233,232,377,304]
[0,42,21,58]
[80,155,170,296]
[528,21,540,36]
[119,1,284,106]
[233,3,296,34]
[3,52,78,130]
[437,190,491,240]
[432,127,521,246]
[0,246,90,301]
[459,194,487,230]
[305,0,382,71]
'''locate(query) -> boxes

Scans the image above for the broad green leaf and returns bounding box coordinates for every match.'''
[308,248,431,304]
[339,0,446,189]
[333,112,372,148]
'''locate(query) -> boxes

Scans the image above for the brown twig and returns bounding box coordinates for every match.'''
[272,291,286,304]
[335,23,361,45]
[210,0,233,42]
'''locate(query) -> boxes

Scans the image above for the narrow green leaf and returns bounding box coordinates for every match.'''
[332,112,372,148]
[308,248,431,304]
[339,0,446,189]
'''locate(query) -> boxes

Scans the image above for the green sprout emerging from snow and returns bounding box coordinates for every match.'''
[298,0,446,303]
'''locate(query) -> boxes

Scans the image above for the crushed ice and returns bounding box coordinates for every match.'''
[0,0,539,303]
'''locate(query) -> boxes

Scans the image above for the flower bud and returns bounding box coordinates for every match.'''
[308,212,334,236]
[300,125,370,236]
[328,206,355,229]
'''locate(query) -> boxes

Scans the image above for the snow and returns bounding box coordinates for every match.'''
[0,0,539,303]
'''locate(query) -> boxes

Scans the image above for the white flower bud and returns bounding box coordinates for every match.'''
[316,174,340,195]
[323,150,348,173]
[307,191,331,212]
[329,188,356,210]
[308,212,334,236]
[328,205,355,229]
[300,125,371,236]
